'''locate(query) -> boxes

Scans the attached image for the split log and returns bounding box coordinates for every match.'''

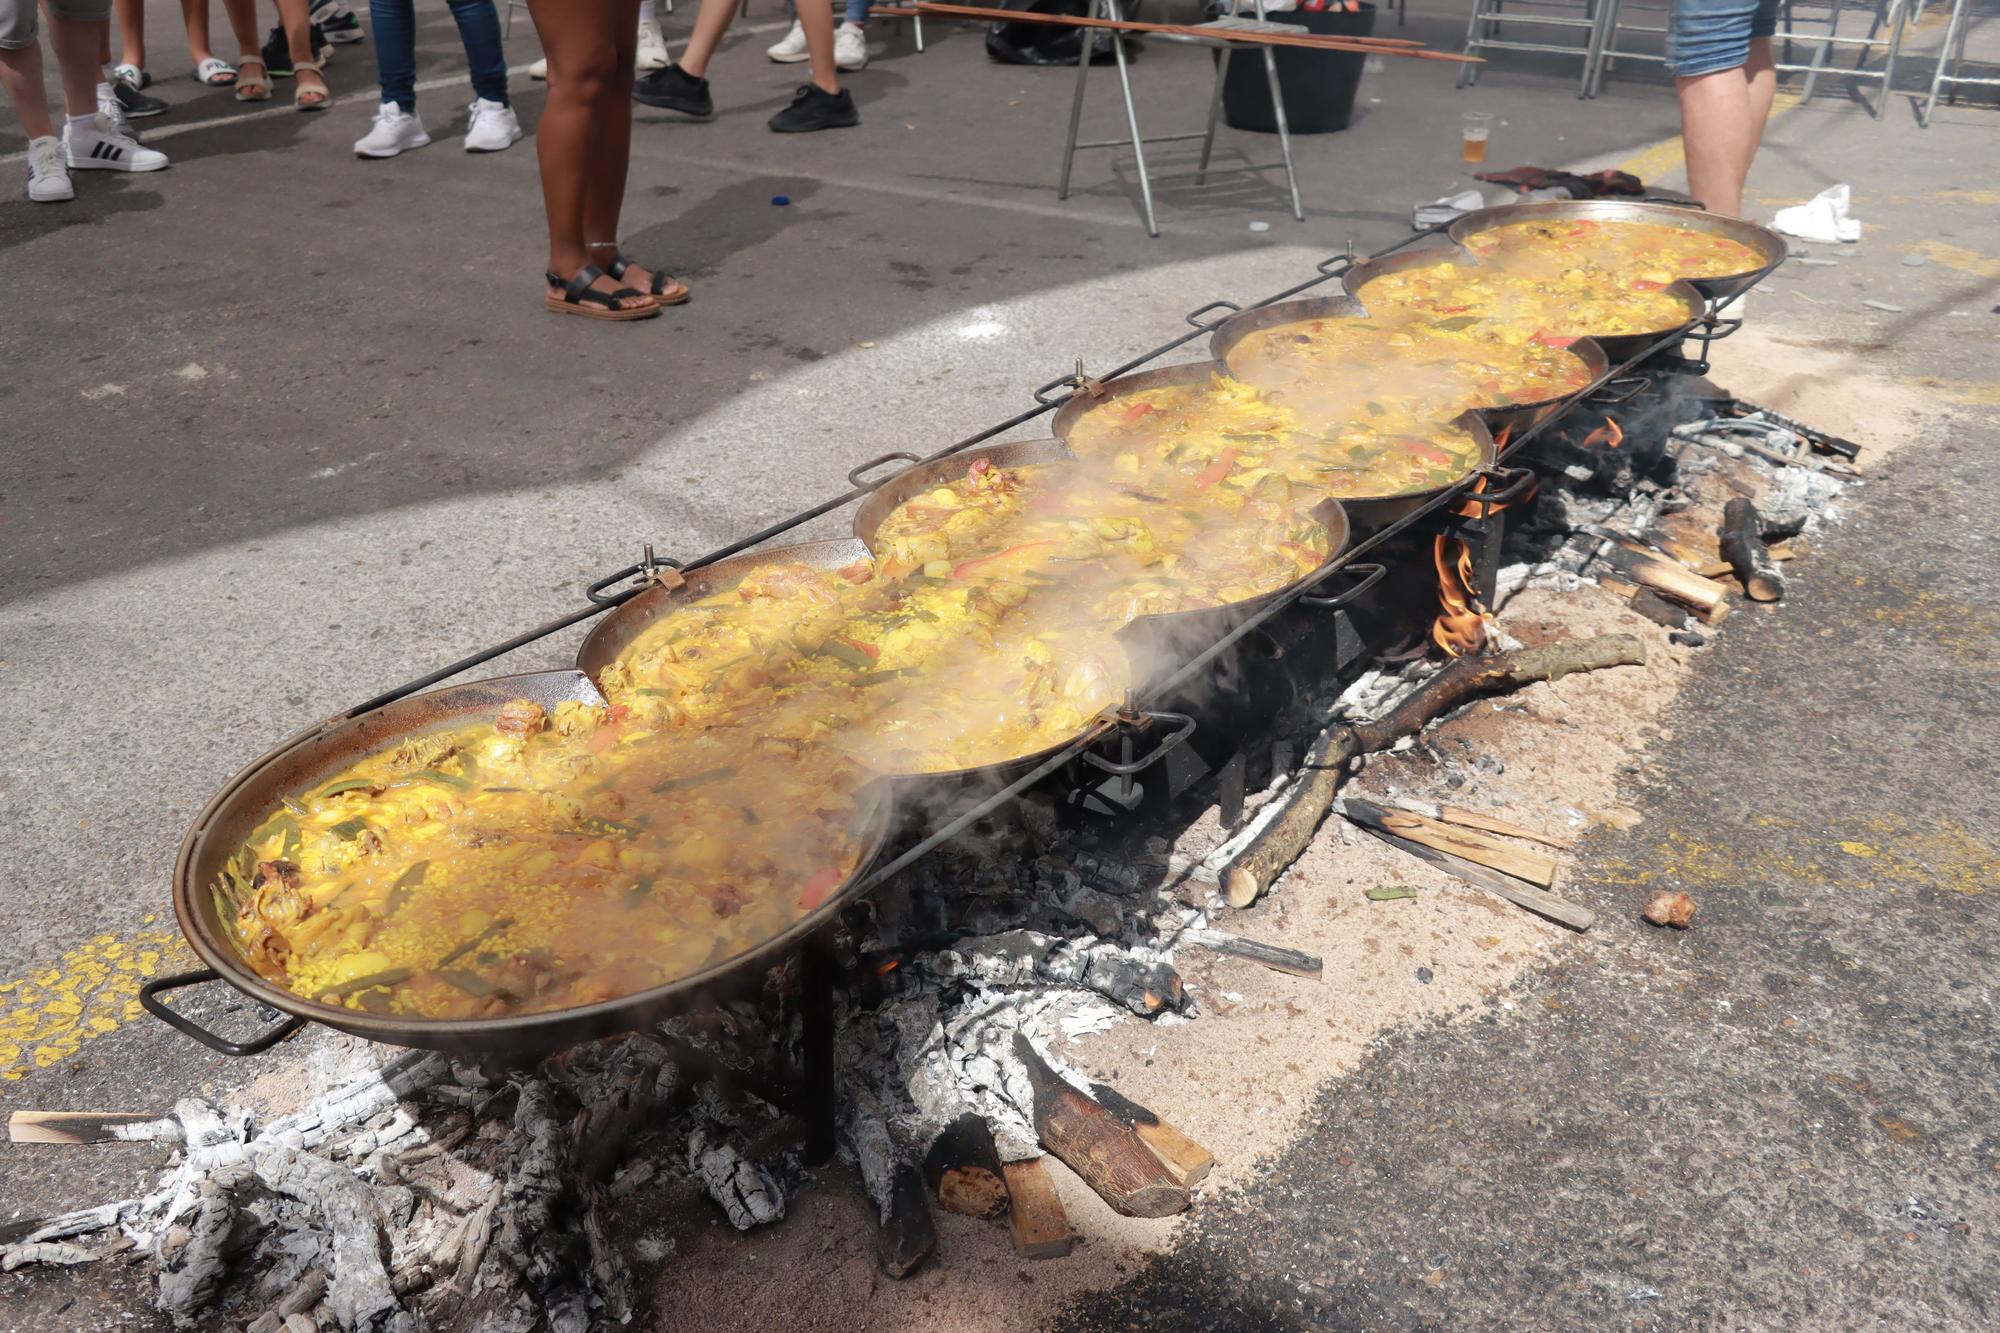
[1086,1084,1214,1187]
[922,1113,1010,1219]
[1598,543,1728,617]
[1010,1035,1189,1218]
[845,1099,937,1279]
[1348,800,1560,887]
[687,1129,784,1230]
[1183,931,1323,979]
[1428,806,1573,850]
[1718,498,1786,602]
[1352,819,1596,932]
[1222,635,1647,907]
[1002,1159,1074,1259]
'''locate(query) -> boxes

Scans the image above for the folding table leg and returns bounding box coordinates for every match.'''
[1873,0,1906,120]
[1107,7,1159,236]
[1259,46,1304,223]
[1800,0,1846,103]
[1458,0,1485,88]
[1199,50,1229,185]
[1058,24,1095,201]
[1919,0,1966,124]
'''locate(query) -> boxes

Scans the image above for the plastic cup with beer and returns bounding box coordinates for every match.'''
[1461,111,1493,164]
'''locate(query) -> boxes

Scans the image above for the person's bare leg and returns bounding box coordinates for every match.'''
[0,41,57,139]
[114,0,145,70]
[219,0,259,54]
[677,0,740,77]
[584,2,638,269]
[48,13,105,116]
[1676,64,1758,217]
[794,0,838,94]
[1744,36,1776,146]
[528,0,652,309]
[274,0,327,100]
[182,0,215,66]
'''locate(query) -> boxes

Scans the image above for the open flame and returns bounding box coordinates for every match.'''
[1581,416,1624,449]
[1431,534,1490,658]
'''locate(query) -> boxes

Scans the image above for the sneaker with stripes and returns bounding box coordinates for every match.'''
[64,115,170,173]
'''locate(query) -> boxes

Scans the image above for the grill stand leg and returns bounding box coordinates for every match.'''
[801,931,838,1166]
[1105,0,1160,237]
[1058,15,1094,200]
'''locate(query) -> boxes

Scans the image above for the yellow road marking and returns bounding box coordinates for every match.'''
[1908,240,2000,280]
[0,922,192,1081]
[1911,376,2000,407]
[1613,90,1803,186]
[1939,189,2000,206]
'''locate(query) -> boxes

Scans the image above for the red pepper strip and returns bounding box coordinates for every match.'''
[1632,279,1665,291]
[950,540,1061,581]
[1192,447,1239,490]
[1433,304,1472,315]
[1121,400,1159,426]
[834,635,880,661]
[605,704,631,724]
[1395,438,1453,467]
[587,724,621,754]
[1530,330,1579,348]
[799,867,843,911]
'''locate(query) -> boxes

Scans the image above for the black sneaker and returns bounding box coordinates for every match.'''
[309,1,366,43]
[633,63,716,121]
[113,79,169,119]
[768,83,858,134]
[261,22,331,77]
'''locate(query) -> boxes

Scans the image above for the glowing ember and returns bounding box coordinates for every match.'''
[1581,416,1624,449]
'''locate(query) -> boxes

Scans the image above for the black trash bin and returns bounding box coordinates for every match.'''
[1220,4,1376,135]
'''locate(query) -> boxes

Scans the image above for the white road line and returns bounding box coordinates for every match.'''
[0,18,797,165]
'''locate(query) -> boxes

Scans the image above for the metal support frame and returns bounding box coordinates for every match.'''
[1458,0,1603,95]
[1057,0,1305,238]
[1920,0,1997,125]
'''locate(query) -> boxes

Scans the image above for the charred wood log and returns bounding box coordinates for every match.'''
[918,930,1187,1017]
[1011,1035,1189,1219]
[1085,1084,1213,1187]
[1223,635,1647,908]
[1718,498,1786,602]
[687,1129,784,1230]
[921,1113,1011,1220]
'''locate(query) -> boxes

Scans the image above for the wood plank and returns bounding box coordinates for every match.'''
[1354,822,1597,932]
[1003,1159,1074,1260]
[1369,807,1561,887]
[1435,807,1575,850]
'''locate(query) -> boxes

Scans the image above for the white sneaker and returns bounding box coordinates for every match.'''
[25,136,74,202]
[834,21,868,71]
[529,57,547,80]
[353,100,431,157]
[65,115,168,172]
[766,19,809,63]
[637,16,669,71]
[463,97,522,152]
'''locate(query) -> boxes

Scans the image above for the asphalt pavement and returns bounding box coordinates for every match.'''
[1,0,1996,1327]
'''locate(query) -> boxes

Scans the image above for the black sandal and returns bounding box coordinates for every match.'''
[605,254,692,306]
[544,266,660,321]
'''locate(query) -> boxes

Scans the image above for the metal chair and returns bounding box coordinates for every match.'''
[1919,0,1998,124]
[1057,0,1306,237]
[1458,0,1604,96]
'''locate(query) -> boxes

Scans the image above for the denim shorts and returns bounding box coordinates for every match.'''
[1666,0,1780,77]
[0,0,113,51]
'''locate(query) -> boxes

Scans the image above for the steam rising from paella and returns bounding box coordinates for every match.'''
[218,208,1747,1021]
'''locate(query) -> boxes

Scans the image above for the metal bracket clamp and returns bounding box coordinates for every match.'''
[1456,466,1539,518]
[586,547,685,605]
[1081,709,1196,777]
[1032,358,1108,406]
[1298,561,1386,610]
[846,452,923,490]
[140,969,305,1057]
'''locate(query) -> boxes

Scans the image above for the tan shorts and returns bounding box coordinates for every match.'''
[0,0,114,51]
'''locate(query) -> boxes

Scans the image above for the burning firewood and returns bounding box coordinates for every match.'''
[1010,1034,1189,1218]
[910,929,1188,1018]
[687,1128,785,1230]
[1223,635,1647,908]
[1718,498,1786,602]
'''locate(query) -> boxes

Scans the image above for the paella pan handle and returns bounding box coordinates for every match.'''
[1316,254,1355,276]
[1298,561,1386,611]
[1695,315,1744,342]
[1183,299,1241,331]
[1585,374,1651,408]
[1032,371,1087,406]
[846,452,923,491]
[1081,710,1195,777]
[1458,466,1539,517]
[586,555,683,607]
[140,969,305,1057]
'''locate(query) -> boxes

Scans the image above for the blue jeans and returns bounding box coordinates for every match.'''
[1666,0,1779,77]
[370,0,510,110]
